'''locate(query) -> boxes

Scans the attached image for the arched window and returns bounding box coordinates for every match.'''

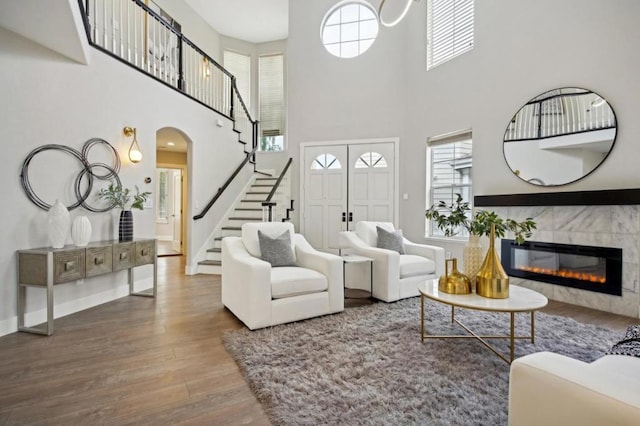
[354,151,387,168]
[311,153,342,170]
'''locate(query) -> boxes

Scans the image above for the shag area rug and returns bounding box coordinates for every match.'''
[223,297,623,425]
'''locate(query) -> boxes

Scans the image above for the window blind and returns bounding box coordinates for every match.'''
[427,0,474,70]
[223,50,251,108]
[259,54,284,137]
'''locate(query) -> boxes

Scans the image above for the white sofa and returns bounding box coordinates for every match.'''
[221,222,344,330]
[508,351,640,425]
[339,221,445,302]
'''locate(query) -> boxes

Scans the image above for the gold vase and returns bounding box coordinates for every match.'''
[439,258,472,294]
[476,224,509,298]
[463,234,484,290]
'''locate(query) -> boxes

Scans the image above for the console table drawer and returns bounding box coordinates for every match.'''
[135,240,155,266]
[53,250,85,284]
[113,242,135,271]
[86,246,113,277]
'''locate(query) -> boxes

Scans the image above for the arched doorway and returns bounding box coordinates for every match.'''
[156,127,190,258]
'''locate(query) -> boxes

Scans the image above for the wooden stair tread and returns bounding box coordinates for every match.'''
[221,226,241,230]
[235,208,262,211]
[206,248,221,253]
[198,260,221,266]
[228,217,262,221]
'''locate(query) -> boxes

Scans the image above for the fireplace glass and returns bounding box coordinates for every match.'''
[501,240,622,296]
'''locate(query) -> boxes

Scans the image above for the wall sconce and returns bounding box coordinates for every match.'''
[203,57,211,78]
[123,126,142,163]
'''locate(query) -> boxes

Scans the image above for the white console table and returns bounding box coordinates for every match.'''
[17,239,157,335]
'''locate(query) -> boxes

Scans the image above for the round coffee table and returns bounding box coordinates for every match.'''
[419,279,548,364]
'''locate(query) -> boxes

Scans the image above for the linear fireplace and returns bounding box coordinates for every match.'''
[501,240,622,296]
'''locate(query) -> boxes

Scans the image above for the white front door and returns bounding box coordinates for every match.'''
[348,142,395,227]
[303,145,348,253]
[302,140,397,253]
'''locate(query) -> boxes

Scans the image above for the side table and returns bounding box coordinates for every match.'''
[342,254,373,304]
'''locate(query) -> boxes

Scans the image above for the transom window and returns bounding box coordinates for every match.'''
[355,151,388,168]
[321,1,379,58]
[427,0,474,70]
[311,154,342,170]
[426,130,473,238]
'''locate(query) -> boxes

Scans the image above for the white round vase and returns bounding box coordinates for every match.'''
[71,215,92,247]
[48,199,70,248]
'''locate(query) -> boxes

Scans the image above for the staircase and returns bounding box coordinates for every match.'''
[197,175,294,274]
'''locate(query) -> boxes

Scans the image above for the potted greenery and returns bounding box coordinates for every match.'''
[97,181,151,241]
[425,194,536,244]
[426,194,536,287]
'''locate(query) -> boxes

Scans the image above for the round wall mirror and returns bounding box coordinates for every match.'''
[503,87,617,186]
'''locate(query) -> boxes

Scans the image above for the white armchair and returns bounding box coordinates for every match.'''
[340,221,445,302]
[509,351,640,425]
[222,222,344,330]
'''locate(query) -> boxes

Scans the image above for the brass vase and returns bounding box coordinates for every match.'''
[476,224,509,298]
[438,258,472,294]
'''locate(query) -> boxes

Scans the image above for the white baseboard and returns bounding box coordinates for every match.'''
[0,317,17,337]
[0,277,155,337]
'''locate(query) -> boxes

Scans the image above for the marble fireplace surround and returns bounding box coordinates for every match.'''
[475,189,640,318]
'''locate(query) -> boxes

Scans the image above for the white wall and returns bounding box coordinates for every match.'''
[287,0,640,253]
[0,21,247,335]
[288,0,406,230]
[153,0,222,63]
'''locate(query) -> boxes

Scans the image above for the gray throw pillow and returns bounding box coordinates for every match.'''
[376,226,405,254]
[258,229,296,267]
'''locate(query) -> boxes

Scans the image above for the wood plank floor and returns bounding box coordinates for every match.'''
[0,256,635,425]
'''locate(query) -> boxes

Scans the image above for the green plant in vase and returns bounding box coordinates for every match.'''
[426,194,536,290]
[425,194,536,243]
[97,181,151,241]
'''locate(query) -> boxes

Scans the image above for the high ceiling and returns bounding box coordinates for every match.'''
[183,0,289,44]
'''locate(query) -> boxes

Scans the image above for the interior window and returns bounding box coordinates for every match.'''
[427,0,474,70]
[426,131,473,237]
[223,50,251,108]
[259,54,285,151]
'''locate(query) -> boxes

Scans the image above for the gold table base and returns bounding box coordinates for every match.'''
[420,293,537,364]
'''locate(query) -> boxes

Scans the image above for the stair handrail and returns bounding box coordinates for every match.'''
[78,0,254,124]
[262,157,293,221]
[193,146,259,220]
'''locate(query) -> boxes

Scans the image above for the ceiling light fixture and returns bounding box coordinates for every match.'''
[123,126,142,163]
[378,0,420,27]
[167,142,175,146]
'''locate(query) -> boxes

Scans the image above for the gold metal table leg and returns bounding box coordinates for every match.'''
[510,312,515,363]
[420,294,425,342]
[531,311,535,344]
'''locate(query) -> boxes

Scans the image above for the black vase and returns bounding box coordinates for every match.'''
[119,210,134,241]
